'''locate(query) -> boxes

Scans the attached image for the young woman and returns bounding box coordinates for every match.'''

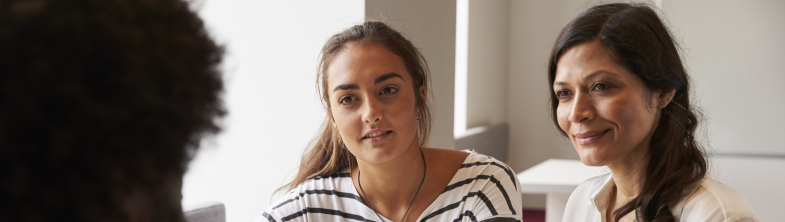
[257,21,521,222]
[549,3,758,222]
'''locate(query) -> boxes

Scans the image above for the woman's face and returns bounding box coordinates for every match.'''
[326,43,425,165]
[554,41,667,167]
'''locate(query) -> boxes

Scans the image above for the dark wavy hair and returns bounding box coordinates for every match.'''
[281,21,432,191]
[547,3,706,222]
[0,0,224,221]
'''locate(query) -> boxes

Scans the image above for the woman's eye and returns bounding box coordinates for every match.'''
[339,96,356,105]
[555,90,571,99]
[380,87,398,95]
[593,83,610,91]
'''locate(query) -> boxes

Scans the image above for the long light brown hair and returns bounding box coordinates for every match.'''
[282,21,433,191]
[548,3,707,222]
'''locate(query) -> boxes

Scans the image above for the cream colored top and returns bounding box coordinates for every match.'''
[563,173,759,222]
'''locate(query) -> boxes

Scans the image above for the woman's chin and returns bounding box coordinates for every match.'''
[574,145,611,167]
[358,144,421,165]
[577,154,609,167]
[355,147,397,164]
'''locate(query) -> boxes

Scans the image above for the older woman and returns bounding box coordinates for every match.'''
[549,3,758,222]
[257,21,521,222]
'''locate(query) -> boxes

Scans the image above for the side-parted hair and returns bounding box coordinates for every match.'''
[547,3,706,222]
[283,21,432,191]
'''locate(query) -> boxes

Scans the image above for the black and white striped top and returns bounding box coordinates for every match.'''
[256,150,522,222]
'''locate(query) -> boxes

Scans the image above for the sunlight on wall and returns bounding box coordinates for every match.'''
[183,1,364,221]
[454,0,469,137]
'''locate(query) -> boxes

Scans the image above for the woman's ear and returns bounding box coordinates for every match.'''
[417,85,426,113]
[658,88,676,108]
[418,85,426,104]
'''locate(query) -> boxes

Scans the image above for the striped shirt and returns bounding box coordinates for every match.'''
[256,150,522,222]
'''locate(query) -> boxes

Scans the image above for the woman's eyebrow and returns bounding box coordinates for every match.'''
[333,73,403,92]
[553,70,619,86]
[585,70,620,80]
[374,72,403,84]
[333,84,358,92]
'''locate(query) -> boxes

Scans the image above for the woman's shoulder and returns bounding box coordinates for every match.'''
[451,149,518,182]
[257,170,367,222]
[675,177,759,221]
[287,170,354,193]
[427,149,522,221]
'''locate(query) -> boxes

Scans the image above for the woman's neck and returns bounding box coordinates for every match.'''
[353,143,426,210]
[607,145,649,202]
[605,147,648,222]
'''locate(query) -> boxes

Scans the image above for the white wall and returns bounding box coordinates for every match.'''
[365,0,457,149]
[465,0,509,129]
[663,1,785,220]
[663,0,785,156]
[182,1,364,221]
[506,0,588,208]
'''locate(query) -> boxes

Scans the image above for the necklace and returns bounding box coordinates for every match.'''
[358,149,426,222]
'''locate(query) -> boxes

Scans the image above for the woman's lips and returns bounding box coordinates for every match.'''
[362,130,392,143]
[575,129,609,146]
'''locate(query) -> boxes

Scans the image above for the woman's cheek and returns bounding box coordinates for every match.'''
[334,110,353,136]
[556,103,571,133]
[601,96,631,121]
[603,96,652,139]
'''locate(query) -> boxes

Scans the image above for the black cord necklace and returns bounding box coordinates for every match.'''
[358,149,426,222]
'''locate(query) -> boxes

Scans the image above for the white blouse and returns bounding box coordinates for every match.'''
[563,173,758,222]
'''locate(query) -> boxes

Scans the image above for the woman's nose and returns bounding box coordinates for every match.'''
[568,92,594,123]
[362,99,383,123]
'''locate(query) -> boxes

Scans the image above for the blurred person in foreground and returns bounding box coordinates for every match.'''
[0,0,225,221]
[548,3,757,222]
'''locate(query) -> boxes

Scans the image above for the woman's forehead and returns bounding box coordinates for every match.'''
[326,43,410,87]
[555,42,629,83]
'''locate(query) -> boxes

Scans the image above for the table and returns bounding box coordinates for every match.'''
[517,159,609,222]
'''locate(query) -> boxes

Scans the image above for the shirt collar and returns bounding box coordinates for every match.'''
[590,173,615,212]
[588,173,706,222]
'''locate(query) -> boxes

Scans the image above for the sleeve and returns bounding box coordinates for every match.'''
[254,210,280,222]
[678,183,760,222]
[471,160,522,222]
[680,200,759,222]
[254,190,307,222]
[724,214,760,222]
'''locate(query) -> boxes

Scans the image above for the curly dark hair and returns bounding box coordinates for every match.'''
[0,0,225,221]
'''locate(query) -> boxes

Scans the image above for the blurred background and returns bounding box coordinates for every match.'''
[182,0,785,221]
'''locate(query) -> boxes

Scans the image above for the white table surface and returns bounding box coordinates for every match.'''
[517,159,609,222]
[517,159,609,194]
